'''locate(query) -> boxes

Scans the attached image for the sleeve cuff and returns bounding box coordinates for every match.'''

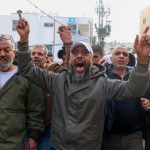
[17,41,29,52]
[136,62,149,73]
[29,129,41,142]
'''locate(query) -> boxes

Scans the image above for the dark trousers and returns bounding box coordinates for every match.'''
[24,125,52,150]
[37,125,51,150]
[101,131,143,150]
[145,128,150,150]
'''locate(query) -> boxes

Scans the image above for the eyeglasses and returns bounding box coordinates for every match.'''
[0,34,14,43]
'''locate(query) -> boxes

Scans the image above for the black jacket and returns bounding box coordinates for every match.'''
[105,65,144,134]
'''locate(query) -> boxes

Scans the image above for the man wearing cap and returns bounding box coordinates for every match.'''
[16,18,150,150]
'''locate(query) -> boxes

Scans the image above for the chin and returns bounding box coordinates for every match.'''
[75,69,85,74]
[69,64,91,83]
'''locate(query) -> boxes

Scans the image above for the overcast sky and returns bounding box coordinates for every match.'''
[0,0,150,42]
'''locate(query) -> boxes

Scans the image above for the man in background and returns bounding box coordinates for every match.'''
[102,45,150,150]
[30,44,52,150]
[92,44,103,64]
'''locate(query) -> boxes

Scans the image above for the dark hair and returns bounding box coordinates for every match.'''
[92,44,103,56]
[57,49,66,59]
[127,53,136,67]
[48,51,53,57]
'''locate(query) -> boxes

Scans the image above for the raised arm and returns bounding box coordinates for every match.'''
[134,26,150,64]
[16,17,56,93]
[57,25,73,67]
[16,15,30,42]
[105,27,150,100]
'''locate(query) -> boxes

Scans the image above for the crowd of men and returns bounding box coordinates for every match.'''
[0,14,150,150]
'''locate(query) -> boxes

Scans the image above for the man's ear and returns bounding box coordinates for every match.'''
[127,57,129,64]
[14,49,16,55]
[12,49,17,59]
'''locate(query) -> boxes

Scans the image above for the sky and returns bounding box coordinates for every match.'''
[0,0,150,42]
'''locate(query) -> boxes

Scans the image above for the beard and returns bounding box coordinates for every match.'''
[0,57,14,71]
[69,63,91,83]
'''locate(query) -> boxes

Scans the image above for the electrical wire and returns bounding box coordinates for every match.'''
[26,0,63,25]
[25,0,91,43]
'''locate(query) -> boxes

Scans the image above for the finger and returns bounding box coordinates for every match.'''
[58,25,66,32]
[24,19,29,26]
[143,26,149,34]
[145,35,150,43]
[141,98,148,104]
[147,39,150,44]
[134,35,139,49]
[58,26,63,32]
[67,27,71,31]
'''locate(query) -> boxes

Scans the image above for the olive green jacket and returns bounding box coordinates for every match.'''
[0,72,45,150]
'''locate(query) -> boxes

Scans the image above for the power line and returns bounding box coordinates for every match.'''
[26,0,63,25]
[25,0,91,43]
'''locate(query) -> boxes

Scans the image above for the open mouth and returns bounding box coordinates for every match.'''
[118,62,125,65]
[74,60,85,73]
[33,59,40,63]
[75,61,85,67]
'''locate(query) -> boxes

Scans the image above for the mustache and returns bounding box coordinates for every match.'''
[0,56,9,61]
[74,59,86,67]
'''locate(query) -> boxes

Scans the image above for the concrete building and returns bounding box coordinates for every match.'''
[0,13,93,62]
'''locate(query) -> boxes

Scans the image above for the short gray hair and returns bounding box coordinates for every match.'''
[32,44,48,56]
[112,45,129,56]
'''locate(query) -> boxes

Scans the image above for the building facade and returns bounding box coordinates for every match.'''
[0,13,93,62]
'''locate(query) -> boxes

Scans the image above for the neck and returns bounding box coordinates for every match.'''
[0,64,17,72]
[113,67,127,78]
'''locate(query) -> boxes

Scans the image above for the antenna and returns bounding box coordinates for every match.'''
[95,0,111,50]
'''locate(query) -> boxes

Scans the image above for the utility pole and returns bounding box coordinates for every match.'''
[95,0,111,51]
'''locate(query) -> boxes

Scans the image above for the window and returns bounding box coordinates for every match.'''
[78,24,89,36]
[45,44,52,51]
[44,22,53,27]
[12,20,18,31]
[143,18,146,24]
[68,23,77,34]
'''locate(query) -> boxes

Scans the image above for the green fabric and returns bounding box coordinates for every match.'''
[0,73,45,150]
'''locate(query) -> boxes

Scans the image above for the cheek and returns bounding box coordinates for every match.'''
[8,54,14,60]
[11,52,16,59]
[69,56,75,63]
[86,56,92,64]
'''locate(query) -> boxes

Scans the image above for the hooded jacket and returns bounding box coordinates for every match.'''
[17,41,149,150]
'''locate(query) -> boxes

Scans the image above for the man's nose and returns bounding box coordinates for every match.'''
[119,53,124,57]
[77,52,83,58]
[0,49,6,56]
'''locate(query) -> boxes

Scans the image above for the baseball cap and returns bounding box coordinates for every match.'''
[71,41,93,55]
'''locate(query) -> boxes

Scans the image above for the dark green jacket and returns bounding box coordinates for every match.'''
[0,72,45,150]
[17,41,149,150]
